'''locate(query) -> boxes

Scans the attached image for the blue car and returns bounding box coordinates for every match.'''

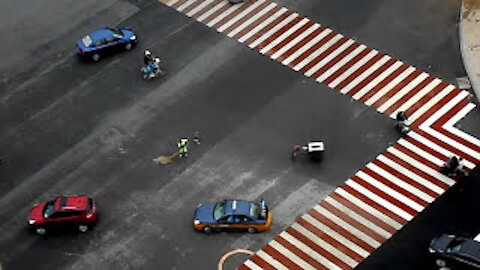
[193,199,272,233]
[76,27,137,61]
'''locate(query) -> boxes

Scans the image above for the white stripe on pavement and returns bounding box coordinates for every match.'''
[197,1,229,22]
[257,250,289,270]
[313,205,381,248]
[177,0,198,12]
[300,215,370,258]
[217,0,266,32]
[259,17,310,54]
[345,179,413,221]
[334,187,403,230]
[281,28,332,65]
[280,231,348,269]
[293,34,343,71]
[376,154,444,195]
[325,196,392,238]
[340,55,391,94]
[316,45,366,83]
[352,61,404,100]
[387,147,456,186]
[365,66,416,106]
[269,240,317,270]
[227,3,277,37]
[305,39,356,77]
[271,23,321,59]
[238,8,288,43]
[406,84,454,123]
[356,170,424,212]
[186,0,216,17]
[328,49,378,88]
[249,13,299,48]
[366,162,434,203]
[207,3,243,28]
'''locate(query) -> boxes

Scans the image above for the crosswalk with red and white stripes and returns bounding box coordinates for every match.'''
[162,0,480,268]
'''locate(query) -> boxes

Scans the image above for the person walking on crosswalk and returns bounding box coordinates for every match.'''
[178,138,189,158]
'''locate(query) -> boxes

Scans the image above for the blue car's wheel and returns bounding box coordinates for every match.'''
[92,53,100,62]
[125,43,132,50]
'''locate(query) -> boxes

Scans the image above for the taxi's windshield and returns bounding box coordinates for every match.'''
[213,201,226,220]
[43,200,55,218]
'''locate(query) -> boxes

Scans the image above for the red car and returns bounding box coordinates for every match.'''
[28,195,98,235]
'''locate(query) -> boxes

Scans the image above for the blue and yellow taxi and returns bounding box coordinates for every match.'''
[193,199,271,233]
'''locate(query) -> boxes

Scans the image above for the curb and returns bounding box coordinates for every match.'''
[459,0,480,101]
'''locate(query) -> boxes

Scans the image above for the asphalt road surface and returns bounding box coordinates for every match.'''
[1,0,479,269]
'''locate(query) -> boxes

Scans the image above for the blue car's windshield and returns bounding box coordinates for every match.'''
[249,203,260,218]
[81,35,93,47]
[213,201,226,220]
[43,200,55,218]
[109,28,124,38]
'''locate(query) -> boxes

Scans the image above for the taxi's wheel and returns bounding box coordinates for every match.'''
[203,226,212,234]
[36,227,46,235]
[78,224,89,233]
[92,53,100,62]
[435,259,446,267]
[125,43,132,50]
[247,227,257,234]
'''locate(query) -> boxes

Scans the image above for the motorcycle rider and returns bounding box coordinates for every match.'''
[396,111,410,134]
[144,50,153,65]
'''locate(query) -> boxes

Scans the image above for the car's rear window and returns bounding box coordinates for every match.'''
[82,35,93,47]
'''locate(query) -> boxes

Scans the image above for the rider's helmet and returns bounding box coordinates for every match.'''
[154,57,160,64]
[145,50,152,57]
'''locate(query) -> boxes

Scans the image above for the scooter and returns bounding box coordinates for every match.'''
[396,120,411,135]
[141,62,166,80]
[440,157,468,178]
[291,141,324,161]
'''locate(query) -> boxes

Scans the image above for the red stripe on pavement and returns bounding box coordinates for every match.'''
[334,52,385,91]
[382,151,450,189]
[238,264,252,270]
[200,2,233,25]
[415,129,479,166]
[287,30,337,68]
[253,15,304,51]
[233,5,282,40]
[320,200,387,243]
[276,25,327,63]
[345,58,396,97]
[266,20,314,56]
[362,167,428,207]
[191,0,223,20]
[341,184,407,225]
[181,0,204,14]
[173,0,191,9]
[406,81,450,121]
[372,159,439,198]
[212,0,257,29]
[358,64,409,103]
[296,218,364,262]
[250,253,277,270]
[351,175,418,216]
[263,243,304,269]
[383,75,435,116]
[404,136,447,162]
[370,69,422,109]
[410,86,461,127]
[299,36,349,74]
[393,143,439,171]
[322,47,372,85]
[330,192,397,234]
[310,42,361,79]
[243,10,293,45]
[308,208,376,253]
[277,232,332,269]
[223,1,271,34]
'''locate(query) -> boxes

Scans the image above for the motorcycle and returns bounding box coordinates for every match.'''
[396,120,411,135]
[141,62,166,80]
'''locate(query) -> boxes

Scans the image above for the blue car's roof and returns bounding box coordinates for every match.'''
[89,28,114,42]
[224,200,253,216]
